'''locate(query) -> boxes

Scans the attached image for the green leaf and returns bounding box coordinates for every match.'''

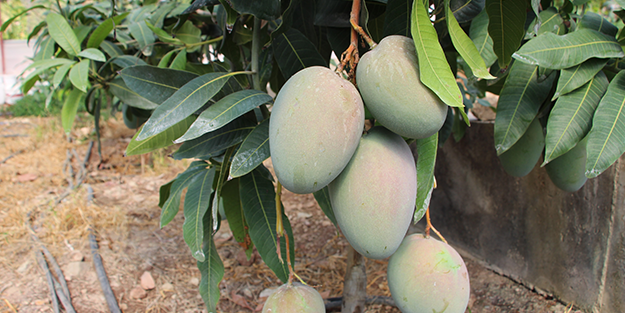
[383,0,413,37]
[137,71,248,141]
[69,59,91,92]
[445,0,495,79]
[146,21,184,45]
[46,12,81,56]
[53,62,74,89]
[553,58,608,100]
[230,119,270,178]
[1,5,46,32]
[578,12,618,37]
[513,29,624,70]
[129,20,155,56]
[585,71,625,178]
[86,13,130,49]
[485,0,526,68]
[126,115,197,156]
[160,161,208,228]
[61,89,84,135]
[159,180,173,209]
[532,7,565,36]
[21,58,75,92]
[183,167,216,262]
[543,71,608,165]
[170,49,187,71]
[197,235,223,313]
[33,37,56,61]
[272,28,327,80]
[312,186,337,227]
[120,65,198,104]
[228,0,281,20]
[179,90,272,142]
[176,21,202,52]
[240,166,295,283]
[210,147,235,232]
[173,117,255,160]
[470,10,497,68]
[150,2,176,29]
[158,50,176,68]
[411,0,464,109]
[414,132,437,224]
[77,48,106,62]
[221,178,255,255]
[74,25,92,46]
[494,61,556,155]
[100,40,124,57]
[109,77,159,110]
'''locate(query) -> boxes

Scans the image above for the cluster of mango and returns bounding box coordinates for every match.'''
[263,36,470,313]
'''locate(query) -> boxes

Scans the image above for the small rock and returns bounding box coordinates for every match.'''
[64,261,88,280]
[140,271,155,290]
[129,286,148,299]
[296,212,312,219]
[70,251,84,262]
[161,283,174,291]
[189,277,199,286]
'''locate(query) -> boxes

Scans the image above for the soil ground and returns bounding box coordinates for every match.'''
[0,114,582,312]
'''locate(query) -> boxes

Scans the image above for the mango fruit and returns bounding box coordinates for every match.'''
[269,66,365,194]
[498,119,545,177]
[545,137,588,192]
[328,127,416,259]
[262,283,325,313]
[356,35,448,139]
[388,234,470,313]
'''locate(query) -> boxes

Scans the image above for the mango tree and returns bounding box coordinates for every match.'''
[6,0,625,312]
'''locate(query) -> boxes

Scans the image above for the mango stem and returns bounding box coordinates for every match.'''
[425,206,448,244]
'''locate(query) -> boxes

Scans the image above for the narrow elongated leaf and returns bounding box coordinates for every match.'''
[197,234,223,313]
[109,77,158,110]
[159,180,173,209]
[176,21,202,52]
[494,61,556,154]
[158,50,176,68]
[53,62,74,88]
[585,71,625,178]
[470,10,497,68]
[21,58,75,91]
[183,167,216,262]
[578,12,618,37]
[485,0,526,68]
[73,25,92,46]
[228,0,280,20]
[120,65,198,104]
[146,21,184,45]
[415,133,438,224]
[1,5,45,32]
[240,166,295,283]
[46,12,81,56]
[33,37,56,61]
[161,161,208,227]
[544,71,609,164]
[87,13,130,48]
[553,58,608,100]
[272,28,327,80]
[173,117,255,160]
[69,59,91,92]
[411,0,464,108]
[77,48,106,62]
[313,187,337,227]
[221,178,254,252]
[383,0,413,37]
[534,7,565,36]
[126,115,196,156]
[513,29,624,70]
[61,89,84,135]
[129,20,155,56]
[180,90,272,141]
[100,40,123,57]
[137,71,248,141]
[230,119,270,178]
[170,49,187,70]
[211,148,235,232]
[446,0,495,79]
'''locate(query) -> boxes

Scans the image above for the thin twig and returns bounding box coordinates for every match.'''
[0,150,23,165]
[35,250,60,313]
[1,298,18,313]
[89,229,122,313]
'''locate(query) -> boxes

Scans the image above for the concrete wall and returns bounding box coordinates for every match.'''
[424,122,624,313]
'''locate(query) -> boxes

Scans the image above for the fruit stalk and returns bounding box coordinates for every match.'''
[425,206,448,244]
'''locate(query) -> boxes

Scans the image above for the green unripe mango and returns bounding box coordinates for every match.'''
[262,283,325,313]
[498,119,545,177]
[356,35,448,139]
[546,137,588,192]
[388,234,470,313]
[328,127,416,259]
[269,66,365,194]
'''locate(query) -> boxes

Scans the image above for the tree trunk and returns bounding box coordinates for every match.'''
[341,245,366,313]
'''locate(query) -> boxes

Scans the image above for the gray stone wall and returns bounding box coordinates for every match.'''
[423,122,624,313]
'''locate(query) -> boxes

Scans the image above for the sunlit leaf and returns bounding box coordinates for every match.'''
[120,65,198,104]
[170,49,187,71]
[125,115,197,156]
[87,13,129,49]
[69,59,91,92]
[513,29,624,70]
[552,58,608,100]
[129,20,155,56]
[414,132,437,224]
[230,119,270,178]
[61,89,84,135]
[585,71,625,178]
[1,5,45,32]
[173,117,256,160]
[77,48,106,62]
[544,71,609,164]
[183,167,216,262]
[53,62,74,89]
[46,12,81,56]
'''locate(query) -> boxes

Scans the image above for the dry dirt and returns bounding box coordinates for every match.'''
[0,114,582,313]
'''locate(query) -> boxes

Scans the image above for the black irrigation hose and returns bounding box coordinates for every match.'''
[324,296,396,311]
[89,229,121,313]
[35,250,59,313]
